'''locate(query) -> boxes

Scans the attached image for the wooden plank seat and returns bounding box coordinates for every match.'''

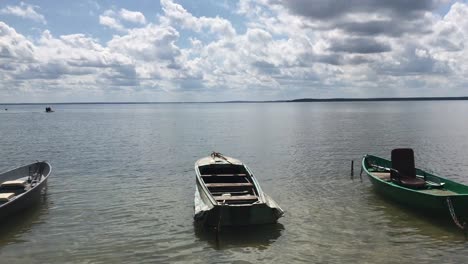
[1,179,27,188]
[202,174,248,177]
[0,193,15,202]
[206,183,253,188]
[214,195,258,201]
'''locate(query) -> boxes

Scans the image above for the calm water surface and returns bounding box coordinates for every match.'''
[1,102,468,263]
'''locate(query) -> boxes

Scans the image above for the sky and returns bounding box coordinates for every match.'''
[0,0,467,102]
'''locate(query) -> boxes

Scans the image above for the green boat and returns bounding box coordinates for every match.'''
[362,148,468,228]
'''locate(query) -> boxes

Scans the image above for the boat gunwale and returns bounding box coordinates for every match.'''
[362,154,468,197]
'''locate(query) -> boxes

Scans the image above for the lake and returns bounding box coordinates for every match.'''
[1,102,468,263]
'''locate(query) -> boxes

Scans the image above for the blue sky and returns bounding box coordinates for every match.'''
[0,0,467,102]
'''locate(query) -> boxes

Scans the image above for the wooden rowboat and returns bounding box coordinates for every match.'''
[362,149,468,228]
[194,152,284,226]
[0,161,51,220]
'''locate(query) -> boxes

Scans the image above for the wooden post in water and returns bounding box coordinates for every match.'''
[350,160,354,180]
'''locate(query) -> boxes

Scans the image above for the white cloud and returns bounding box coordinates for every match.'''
[99,8,148,32]
[0,2,46,24]
[1,0,468,102]
[160,0,236,38]
[0,22,138,101]
[99,10,126,32]
[0,22,36,61]
[119,9,146,24]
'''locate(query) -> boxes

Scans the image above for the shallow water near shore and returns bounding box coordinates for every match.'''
[1,102,468,263]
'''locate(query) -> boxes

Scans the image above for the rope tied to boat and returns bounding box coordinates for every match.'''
[446,197,466,232]
[211,152,232,164]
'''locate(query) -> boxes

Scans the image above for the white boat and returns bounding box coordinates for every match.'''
[194,152,284,226]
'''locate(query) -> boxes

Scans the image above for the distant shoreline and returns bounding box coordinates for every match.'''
[2,96,468,105]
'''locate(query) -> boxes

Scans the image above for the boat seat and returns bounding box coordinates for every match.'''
[206,183,253,188]
[0,193,15,202]
[215,195,258,201]
[391,148,426,189]
[398,177,426,189]
[202,174,247,177]
[1,179,27,188]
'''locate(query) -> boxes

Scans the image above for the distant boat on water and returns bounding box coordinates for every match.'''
[45,107,54,112]
[194,152,284,226]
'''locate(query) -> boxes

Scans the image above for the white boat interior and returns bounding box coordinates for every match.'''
[198,159,260,205]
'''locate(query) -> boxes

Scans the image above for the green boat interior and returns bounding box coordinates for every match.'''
[364,150,468,195]
[199,164,259,205]
[370,172,458,195]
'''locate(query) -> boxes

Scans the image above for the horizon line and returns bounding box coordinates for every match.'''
[2,96,468,105]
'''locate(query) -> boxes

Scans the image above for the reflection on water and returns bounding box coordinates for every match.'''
[365,189,465,241]
[0,191,49,246]
[194,222,284,250]
[2,102,468,262]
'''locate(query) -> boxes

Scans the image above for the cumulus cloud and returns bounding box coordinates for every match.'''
[99,10,126,32]
[1,0,468,102]
[160,0,236,38]
[0,22,138,99]
[119,9,146,24]
[328,38,391,54]
[99,9,147,32]
[107,24,181,67]
[0,22,35,61]
[280,0,438,19]
[0,2,46,24]
[376,46,451,76]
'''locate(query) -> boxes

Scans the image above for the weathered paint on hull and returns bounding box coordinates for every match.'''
[205,204,277,226]
[194,182,282,226]
[201,204,281,227]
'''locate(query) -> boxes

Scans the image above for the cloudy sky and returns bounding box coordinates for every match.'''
[0,0,467,102]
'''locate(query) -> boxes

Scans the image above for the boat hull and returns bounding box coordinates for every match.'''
[194,185,282,226]
[363,155,468,220]
[0,178,47,220]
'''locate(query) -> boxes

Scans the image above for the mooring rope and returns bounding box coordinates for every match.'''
[446,197,466,230]
[211,151,233,164]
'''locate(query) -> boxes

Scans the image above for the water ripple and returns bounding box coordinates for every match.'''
[1,102,468,263]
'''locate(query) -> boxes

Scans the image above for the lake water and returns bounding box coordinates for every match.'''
[1,102,468,263]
